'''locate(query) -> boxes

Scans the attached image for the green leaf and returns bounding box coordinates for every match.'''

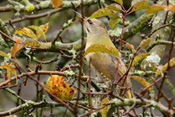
[139,38,152,48]
[131,0,150,12]
[107,4,121,11]
[15,27,37,40]
[0,50,9,58]
[156,57,175,77]
[108,18,120,29]
[90,8,114,19]
[28,25,46,40]
[113,0,123,5]
[132,53,150,67]
[85,44,119,58]
[89,5,120,29]
[145,5,166,14]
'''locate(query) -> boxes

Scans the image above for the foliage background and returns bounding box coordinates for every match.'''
[0,0,175,116]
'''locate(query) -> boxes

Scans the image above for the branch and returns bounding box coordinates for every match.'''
[0,70,87,88]
[142,1,173,71]
[108,14,153,40]
[109,98,174,115]
[0,101,62,116]
[31,14,154,52]
[0,19,13,47]
[4,0,97,24]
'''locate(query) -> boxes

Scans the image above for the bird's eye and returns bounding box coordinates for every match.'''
[87,19,93,25]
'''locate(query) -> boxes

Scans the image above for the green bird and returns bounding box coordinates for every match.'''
[84,18,132,98]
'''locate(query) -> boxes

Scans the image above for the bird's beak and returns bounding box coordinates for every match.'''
[73,10,87,21]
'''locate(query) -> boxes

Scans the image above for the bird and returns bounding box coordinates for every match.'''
[84,18,132,98]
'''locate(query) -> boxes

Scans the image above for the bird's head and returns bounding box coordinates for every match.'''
[84,18,107,34]
[73,11,107,34]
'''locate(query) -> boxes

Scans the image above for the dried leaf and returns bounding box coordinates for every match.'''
[22,40,41,48]
[10,39,21,58]
[0,50,9,58]
[28,25,46,40]
[145,5,166,14]
[15,27,37,40]
[125,43,134,50]
[113,0,123,5]
[131,76,151,90]
[51,0,63,9]
[165,5,175,12]
[132,53,150,67]
[156,57,175,77]
[85,44,119,58]
[40,23,49,33]
[36,23,49,39]
[46,75,76,100]
[0,64,17,77]
[132,0,150,12]
[100,97,109,117]
[5,70,11,86]
[139,38,152,48]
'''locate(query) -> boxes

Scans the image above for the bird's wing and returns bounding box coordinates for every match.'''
[87,52,132,98]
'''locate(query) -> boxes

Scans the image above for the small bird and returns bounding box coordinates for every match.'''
[84,18,132,98]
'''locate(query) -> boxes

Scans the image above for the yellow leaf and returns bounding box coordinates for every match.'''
[100,97,109,117]
[132,53,150,67]
[145,5,166,14]
[0,50,9,58]
[132,0,150,12]
[0,64,17,77]
[139,38,152,48]
[113,0,123,5]
[15,27,37,40]
[46,75,76,101]
[10,39,21,58]
[85,44,119,58]
[131,76,151,90]
[51,0,63,9]
[22,40,41,48]
[28,25,46,40]
[156,57,175,77]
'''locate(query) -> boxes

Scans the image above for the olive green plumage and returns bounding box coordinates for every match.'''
[84,18,132,98]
